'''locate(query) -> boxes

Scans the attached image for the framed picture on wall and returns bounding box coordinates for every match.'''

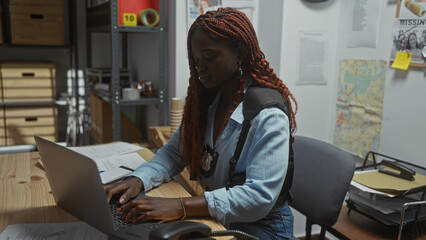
[186,0,256,31]
[187,0,223,31]
[390,0,426,67]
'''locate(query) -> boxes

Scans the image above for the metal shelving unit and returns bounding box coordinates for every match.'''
[86,0,166,141]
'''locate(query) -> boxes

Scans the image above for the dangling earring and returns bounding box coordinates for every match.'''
[239,66,243,78]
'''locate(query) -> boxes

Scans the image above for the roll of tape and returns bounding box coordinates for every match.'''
[405,0,425,17]
[122,88,140,100]
[138,8,160,27]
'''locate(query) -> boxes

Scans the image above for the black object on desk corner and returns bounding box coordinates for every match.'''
[348,151,426,240]
[149,221,213,240]
[378,159,415,181]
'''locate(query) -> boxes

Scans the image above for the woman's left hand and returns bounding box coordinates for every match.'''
[119,197,183,223]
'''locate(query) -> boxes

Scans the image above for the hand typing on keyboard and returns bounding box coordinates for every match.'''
[104,175,208,223]
[118,196,186,224]
[104,177,144,205]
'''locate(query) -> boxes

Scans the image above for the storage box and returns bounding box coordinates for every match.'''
[5,106,57,145]
[5,106,56,118]
[3,89,55,102]
[1,62,56,78]
[9,5,64,45]
[1,62,56,102]
[3,78,53,88]
[89,92,142,143]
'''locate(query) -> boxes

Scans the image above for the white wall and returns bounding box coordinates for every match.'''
[257,0,284,76]
[281,0,426,168]
[281,0,340,142]
[168,0,190,103]
[280,1,342,236]
[281,0,426,237]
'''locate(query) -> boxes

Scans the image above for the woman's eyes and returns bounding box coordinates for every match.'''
[193,51,217,65]
[202,52,216,61]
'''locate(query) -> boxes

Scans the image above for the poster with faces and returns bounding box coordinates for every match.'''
[187,0,256,31]
[390,0,426,65]
[187,0,223,31]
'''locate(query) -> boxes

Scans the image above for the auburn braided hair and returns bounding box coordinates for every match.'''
[181,7,297,181]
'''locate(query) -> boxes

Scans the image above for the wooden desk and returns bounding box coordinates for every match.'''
[0,151,227,238]
[329,206,425,240]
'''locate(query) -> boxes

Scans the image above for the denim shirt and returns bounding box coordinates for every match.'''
[130,93,290,226]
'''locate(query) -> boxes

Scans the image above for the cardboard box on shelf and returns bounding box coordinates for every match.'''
[0,62,56,102]
[1,62,55,78]
[4,106,57,145]
[3,88,55,102]
[4,106,56,118]
[9,5,64,45]
[6,125,56,136]
[89,92,143,143]
[5,115,55,127]
[2,78,53,88]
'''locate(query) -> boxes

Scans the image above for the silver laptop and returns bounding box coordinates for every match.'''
[35,136,161,239]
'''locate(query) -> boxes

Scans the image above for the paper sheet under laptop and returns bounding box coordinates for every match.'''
[68,142,143,159]
[68,142,146,184]
[0,222,107,240]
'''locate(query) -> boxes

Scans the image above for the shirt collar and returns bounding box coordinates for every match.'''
[230,103,244,124]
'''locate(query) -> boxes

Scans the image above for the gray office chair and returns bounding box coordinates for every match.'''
[290,136,356,240]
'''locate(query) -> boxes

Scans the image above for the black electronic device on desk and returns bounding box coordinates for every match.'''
[110,221,260,240]
[149,221,213,240]
[347,151,426,240]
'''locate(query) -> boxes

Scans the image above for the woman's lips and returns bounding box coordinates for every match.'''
[198,74,210,82]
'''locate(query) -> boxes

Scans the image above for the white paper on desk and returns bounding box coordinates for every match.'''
[350,180,396,198]
[0,222,107,240]
[100,167,133,184]
[94,152,146,172]
[68,142,143,160]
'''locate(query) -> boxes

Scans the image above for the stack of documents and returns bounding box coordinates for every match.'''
[352,169,426,196]
[348,169,426,225]
[0,222,107,240]
[68,142,147,184]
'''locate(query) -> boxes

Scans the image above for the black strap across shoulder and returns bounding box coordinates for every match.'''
[226,86,294,205]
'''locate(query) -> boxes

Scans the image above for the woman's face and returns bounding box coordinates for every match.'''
[191,29,240,89]
[409,34,417,47]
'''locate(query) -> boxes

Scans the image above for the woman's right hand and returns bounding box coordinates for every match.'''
[104,177,144,205]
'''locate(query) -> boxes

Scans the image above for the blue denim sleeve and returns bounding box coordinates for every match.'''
[129,128,185,191]
[204,108,290,225]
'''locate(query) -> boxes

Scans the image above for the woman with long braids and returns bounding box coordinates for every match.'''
[105,8,297,239]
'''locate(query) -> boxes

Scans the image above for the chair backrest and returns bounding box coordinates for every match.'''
[290,135,356,227]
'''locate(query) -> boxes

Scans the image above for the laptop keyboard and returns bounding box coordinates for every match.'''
[110,201,133,231]
[109,201,160,231]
